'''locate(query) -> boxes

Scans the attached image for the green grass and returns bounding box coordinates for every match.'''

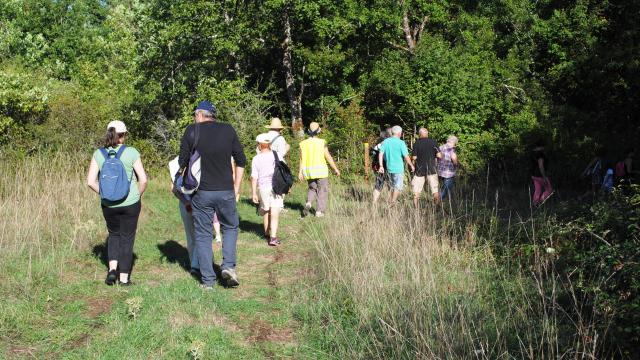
[0,180,321,359]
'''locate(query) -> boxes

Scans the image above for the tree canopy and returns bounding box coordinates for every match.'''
[1,0,638,176]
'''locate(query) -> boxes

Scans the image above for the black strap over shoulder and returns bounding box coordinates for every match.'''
[191,123,200,152]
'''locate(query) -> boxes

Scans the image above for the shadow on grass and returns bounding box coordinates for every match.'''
[239,219,267,241]
[156,240,226,285]
[91,240,138,276]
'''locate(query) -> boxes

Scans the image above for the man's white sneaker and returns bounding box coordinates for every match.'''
[315,212,325,218]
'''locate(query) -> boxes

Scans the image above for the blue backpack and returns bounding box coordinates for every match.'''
[99,145,132,202]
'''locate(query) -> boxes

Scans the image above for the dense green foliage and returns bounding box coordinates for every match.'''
[552,186,640,356]
[1,0,637,174]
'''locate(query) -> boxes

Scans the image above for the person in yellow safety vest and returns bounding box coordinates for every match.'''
[298,122,341,217]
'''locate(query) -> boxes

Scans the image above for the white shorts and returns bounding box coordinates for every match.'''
[411,174,439,195]
[259,187,284,213]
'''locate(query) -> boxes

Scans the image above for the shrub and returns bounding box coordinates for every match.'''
[553,186,640,357]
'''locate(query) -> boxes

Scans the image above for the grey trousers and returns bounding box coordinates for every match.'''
[307,178,329,212]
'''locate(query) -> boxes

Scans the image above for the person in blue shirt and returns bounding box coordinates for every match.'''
[377,125,414,203]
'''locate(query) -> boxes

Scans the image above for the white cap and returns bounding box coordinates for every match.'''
[256,133,272,144]
[107,120,127,133]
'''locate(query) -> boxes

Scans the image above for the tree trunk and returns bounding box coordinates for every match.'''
[399,0,429,53]
[282,4,304,137]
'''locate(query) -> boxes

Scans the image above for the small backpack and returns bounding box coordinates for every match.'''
[99,145,132,202]
[180,124,201,195]
[272,151,294,195]
[370,145,381,171]
[615,161,626,178]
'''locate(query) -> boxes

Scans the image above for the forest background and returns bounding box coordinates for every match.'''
[1,0,639,358]
[1,0,638,177]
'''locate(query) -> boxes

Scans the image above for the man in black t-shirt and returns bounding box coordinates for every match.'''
[411,128,442,206]
[178,100,247,289]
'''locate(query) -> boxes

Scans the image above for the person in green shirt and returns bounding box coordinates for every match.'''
[86,120,148,286]
[377,125,414,203]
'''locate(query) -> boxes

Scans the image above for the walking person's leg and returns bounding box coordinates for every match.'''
[541,177,554,203]
[213,212,222,243]
[262,211,270,238]
[101,205,122,285]
[427,174,440,204]
[117,202,141,284]
[179,202,199,272]
[316,178,329,216]
[191,191,217,287]
[390,174,404,202]
[531,176,543,206]
[444,177,455,200]
[304,179,318,216]
[269,207,281,238]
[439,177,448,200]
[373,174,384,204]
[411,176,425,207]
[266,191,284,244]
[214,190,240,286]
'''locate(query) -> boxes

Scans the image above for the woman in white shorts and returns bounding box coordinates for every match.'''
[251,133,284,246]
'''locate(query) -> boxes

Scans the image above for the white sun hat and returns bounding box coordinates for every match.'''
[107,120,127,133]
[256,133,272,144]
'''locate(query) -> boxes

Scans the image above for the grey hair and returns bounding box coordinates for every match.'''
[195,109,215,119]
[391,125,402,135]
[418,127,428,137]
[447,135,459,145]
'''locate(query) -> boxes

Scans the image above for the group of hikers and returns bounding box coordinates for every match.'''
[370,126,459,206]
[86,99,635,288]
[580,147,636,197]
[85,101,342,288]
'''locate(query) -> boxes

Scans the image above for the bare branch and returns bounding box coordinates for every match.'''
[387,41,412,53]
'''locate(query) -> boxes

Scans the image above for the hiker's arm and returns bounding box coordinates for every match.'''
[178,126,192,172]
[451,151,459,166]
[298,152,305,181]
[436,150,443,159]
[171,180,190,205]
[325,147,341,176]
[404,155,415,172]
[230,130,247,201]
[251,177,259,204]
[378,150,385,173]
[86,158,100,194]
[234,167,244,201]
[134,158,148,195]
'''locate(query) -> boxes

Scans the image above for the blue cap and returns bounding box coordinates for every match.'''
[195,100,217,116]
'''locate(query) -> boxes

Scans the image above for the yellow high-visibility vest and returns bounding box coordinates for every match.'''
[300,137,329,179]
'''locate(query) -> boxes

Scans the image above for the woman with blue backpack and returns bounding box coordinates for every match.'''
[86,120,148,286]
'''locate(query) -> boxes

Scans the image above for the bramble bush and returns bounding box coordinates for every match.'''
[497,185,640,357]
[555,186,640,357]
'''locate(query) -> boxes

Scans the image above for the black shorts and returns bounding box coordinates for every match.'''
[374,173,389,191]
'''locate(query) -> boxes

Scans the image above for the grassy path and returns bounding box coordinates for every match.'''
[2,181,318,359]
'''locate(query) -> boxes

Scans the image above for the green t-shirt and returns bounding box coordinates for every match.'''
[380,137,409,174]
[93,145,141,208]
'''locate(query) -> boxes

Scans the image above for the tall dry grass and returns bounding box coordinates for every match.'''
[305,185,607,359]
[0,154,101,261]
